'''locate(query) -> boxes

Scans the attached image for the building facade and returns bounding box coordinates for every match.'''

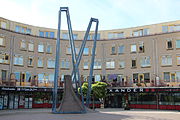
[0,17,180,110]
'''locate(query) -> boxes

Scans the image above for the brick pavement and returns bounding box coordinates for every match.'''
[0,108,179,120]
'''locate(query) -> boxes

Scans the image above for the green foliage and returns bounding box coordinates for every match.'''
[78,81,107,99]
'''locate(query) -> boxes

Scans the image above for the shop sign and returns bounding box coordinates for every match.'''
[107,88,144,93]
[1,87,16,91]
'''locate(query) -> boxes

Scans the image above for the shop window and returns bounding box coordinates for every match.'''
[176,40,180,48]
[167,39,173,49]
[119,60,125,69]
[164,72,170,82]
[130,44,136,53]
[38,42,44,53]
[1,70,7,81]
[37,57,43,68]
[118,45,125,54]
[0,53,9,64]
[133,73,138,83]
[47,59,55,68]
[94,59,102,69]
[138,41,144,53]
[131,58,136,68]
[28,41,34,52]
[14,55,23,66]
[83,48,89,55]
[0,37,5,46]
[28,56,33,67]
[20,40,26,50]
[140,56,150,67]
[161,55,172,66]
[83,61,89,69]
[106,60,115,69]
[46,43,52,53]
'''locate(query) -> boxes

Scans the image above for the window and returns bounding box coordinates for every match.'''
[48,73,54,83]
[164,72,170,82]
[133,73,138,83]
[83,61,89,69]
[144,73,150,83]
[177,56,180,65]
[62,33,69,39]
[119,60,125,68]
[38,42,44,52]
[171,73,176,82]
[28,41,34,51]
[15,25,31,34]
[1,21,6,29]
[95,75,101,82]
[75,48,79,54]
[73,34,78,40]
[162,26,168,33]
[0,37,5,46]
[161,55,172,66]
[1,70,7,81]
[0,53,9,64]
[45,32,48,37]
[46,43,52,53]
[138,41,144,52]
[14,55,23,65]
[176,40,180,48]
[39,31,44,37]
[83,48,89,55]
[50,32,54,38]
[111,46,116,54]
[26,29,31,34]
[131,44,136,53]
[37,57,43,67]
[143,28,149,35]
[20,40,26,50]
[61,60,70,69]
[167,39,173,49]
[67,47,71,54]
[15,26,21,32]
[28,56,33,67]
[47,59,55,68]
[133,29,146,36]
[118,45,125,54]
[108,33,124,39]
[94,60,102,69]
[175,25,180,31]
[38,73,45,83]
[132,58,136,68]
[106,60,115,69]
[140,56,151,67]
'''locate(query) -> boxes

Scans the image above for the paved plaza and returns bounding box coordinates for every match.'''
[0,108,180,120]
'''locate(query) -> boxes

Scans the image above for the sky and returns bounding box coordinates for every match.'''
[0,0,180,30]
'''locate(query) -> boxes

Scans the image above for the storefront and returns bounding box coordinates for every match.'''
[105,87,180,110]
[0,86,62,110]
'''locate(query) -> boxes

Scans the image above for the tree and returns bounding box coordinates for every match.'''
[78,81,107,109]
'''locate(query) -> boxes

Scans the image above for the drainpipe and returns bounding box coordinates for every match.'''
[8,35,15,86]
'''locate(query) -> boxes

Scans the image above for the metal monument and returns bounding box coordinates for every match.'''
[52,7,99,114]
